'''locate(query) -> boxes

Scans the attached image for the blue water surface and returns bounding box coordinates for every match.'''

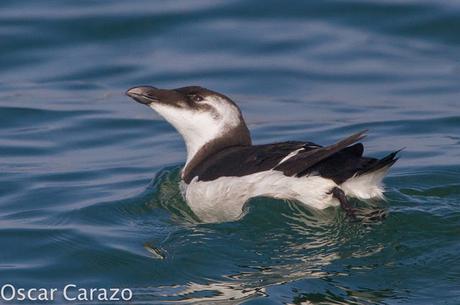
[1,0,459,304]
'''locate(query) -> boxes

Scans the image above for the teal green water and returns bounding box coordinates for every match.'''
[1,1,460,304]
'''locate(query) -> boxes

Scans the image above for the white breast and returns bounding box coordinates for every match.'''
[183,171,338,223]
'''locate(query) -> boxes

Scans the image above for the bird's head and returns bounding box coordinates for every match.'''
[126,85,251,167]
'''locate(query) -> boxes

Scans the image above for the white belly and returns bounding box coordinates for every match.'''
[183,170,339,223]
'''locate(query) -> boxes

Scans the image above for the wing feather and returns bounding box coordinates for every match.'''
[274,130,368,176]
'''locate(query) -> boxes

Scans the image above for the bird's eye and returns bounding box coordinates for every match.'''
[189,94,204,102]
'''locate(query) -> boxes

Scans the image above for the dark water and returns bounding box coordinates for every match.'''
[1,0,460,304]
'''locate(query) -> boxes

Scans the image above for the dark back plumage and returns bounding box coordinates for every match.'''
[183,130,399,184]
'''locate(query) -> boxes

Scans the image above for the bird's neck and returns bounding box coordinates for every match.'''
[182,123,251,181]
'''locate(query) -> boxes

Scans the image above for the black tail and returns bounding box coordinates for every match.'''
[358,149,402,176]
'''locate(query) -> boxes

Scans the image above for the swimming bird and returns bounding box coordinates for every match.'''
[126,85,399,223]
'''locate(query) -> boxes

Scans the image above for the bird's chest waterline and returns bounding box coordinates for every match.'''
[181,171,338,223]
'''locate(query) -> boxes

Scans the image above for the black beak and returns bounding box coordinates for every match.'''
[126,85,185,108]
[125,86,160,105]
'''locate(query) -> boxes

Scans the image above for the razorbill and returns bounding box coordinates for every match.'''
[126,85,399,223]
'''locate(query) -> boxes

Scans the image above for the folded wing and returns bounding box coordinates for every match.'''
[274,130,368,176]
[185,130,374,183]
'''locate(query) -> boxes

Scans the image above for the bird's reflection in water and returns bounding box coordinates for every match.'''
[143,167,391,304]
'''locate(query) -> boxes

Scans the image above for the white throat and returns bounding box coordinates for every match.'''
[149,96,246,168]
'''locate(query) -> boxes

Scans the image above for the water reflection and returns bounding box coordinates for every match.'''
[145,168,391,304]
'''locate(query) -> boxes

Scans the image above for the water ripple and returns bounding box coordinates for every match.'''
[1,0,459,304]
